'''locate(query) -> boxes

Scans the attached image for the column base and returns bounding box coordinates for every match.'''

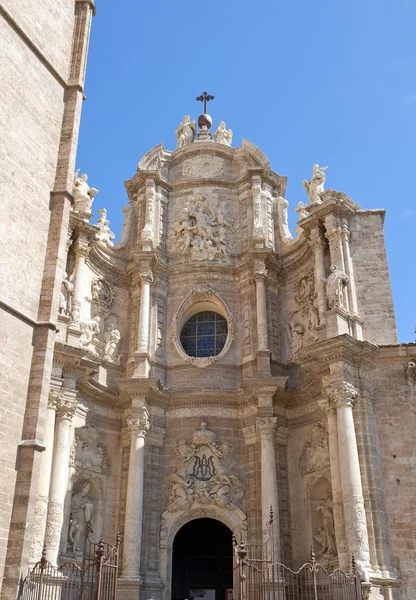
[133,351,151,377]
[256,350,271,375]
[118,576,144,600]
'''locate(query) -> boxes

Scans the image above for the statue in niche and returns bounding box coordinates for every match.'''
[80,316,101,348]
[303,164,328,204]
[95,208,115,248]
[325,264,349,310]
[165,421,242,514]
[67,481,95,553]
[73,170,99,213]
[172,194,234,262]
[299,422,329,476]
[285,320,304,360]
[214,121,233,146]
[315,494,337,559]
[103,323,121,363]
[59,272,73,316]
[175,115,196,148]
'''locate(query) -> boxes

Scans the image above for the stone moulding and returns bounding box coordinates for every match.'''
[170,286,235,368]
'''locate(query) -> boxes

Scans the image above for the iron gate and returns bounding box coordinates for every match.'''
[20,521,120,600]
[234,511,365,600]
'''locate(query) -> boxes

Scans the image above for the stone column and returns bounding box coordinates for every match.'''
[254,264,269,352]
[252,175,265,246]
[134,268,153,377]
[329,383,371,577]
[70,240,90,326]
[141,178,156,251]
[29,391,59,564]
[256,417,280,560]
[45,394,78,565]
[137,269,153,353]
[318,397,349,570]
[310,226,327,320]
[121,407,150,579]
[341,219,363,340]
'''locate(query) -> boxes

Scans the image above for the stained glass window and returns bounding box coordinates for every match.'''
[180,311,228,358]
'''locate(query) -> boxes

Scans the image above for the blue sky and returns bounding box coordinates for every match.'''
[76,0,416,342]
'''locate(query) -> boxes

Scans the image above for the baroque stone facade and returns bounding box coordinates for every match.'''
[1,8,416,600]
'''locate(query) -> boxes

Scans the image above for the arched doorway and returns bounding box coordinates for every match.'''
[172,518,233,600]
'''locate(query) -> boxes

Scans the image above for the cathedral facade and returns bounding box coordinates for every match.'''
[22,118,413,600]
[1,4,416,600]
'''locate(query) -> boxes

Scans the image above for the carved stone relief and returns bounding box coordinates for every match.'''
[182,156,226,178]
[70,425,111,476]
[172,194,235,262]
[299,422,330,476]
[286,273,320,360]
[164,421,243,515]
[91,277,115,318]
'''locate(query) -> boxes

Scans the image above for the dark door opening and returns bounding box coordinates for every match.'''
[172,518,233,600]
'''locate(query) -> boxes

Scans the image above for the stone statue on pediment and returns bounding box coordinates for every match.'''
[214,121,233,146]
[95,208,115,248]
[175,115,196,149]
[73,170,99,213]
[303,164,328,204]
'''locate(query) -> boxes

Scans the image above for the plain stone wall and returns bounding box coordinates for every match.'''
[349,212,398,345]
[0,0,76,590]
[374,354,416,599]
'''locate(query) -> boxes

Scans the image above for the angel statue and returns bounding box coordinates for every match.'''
[73,170,99,214]
[175,115,196,149]
[214,121,233,146]
[302,164,328,204]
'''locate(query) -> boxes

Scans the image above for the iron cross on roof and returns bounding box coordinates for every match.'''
[196,91,214,114]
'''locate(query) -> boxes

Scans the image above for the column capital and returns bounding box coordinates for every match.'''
[127,407,150,438]
[73,243,90,260]
[242,424,257,445]
[139,269,154,285]
[48,389,63,410]
[317,396,336,416]
[327,381,358,409]
[256,416,278,436]
[55,397,78,421]
[253,259,267,282]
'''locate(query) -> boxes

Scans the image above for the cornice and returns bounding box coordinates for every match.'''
[302,334,379,369]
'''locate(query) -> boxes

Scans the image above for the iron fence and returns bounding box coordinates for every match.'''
[20,520,120,600]
[234,510,365,600]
